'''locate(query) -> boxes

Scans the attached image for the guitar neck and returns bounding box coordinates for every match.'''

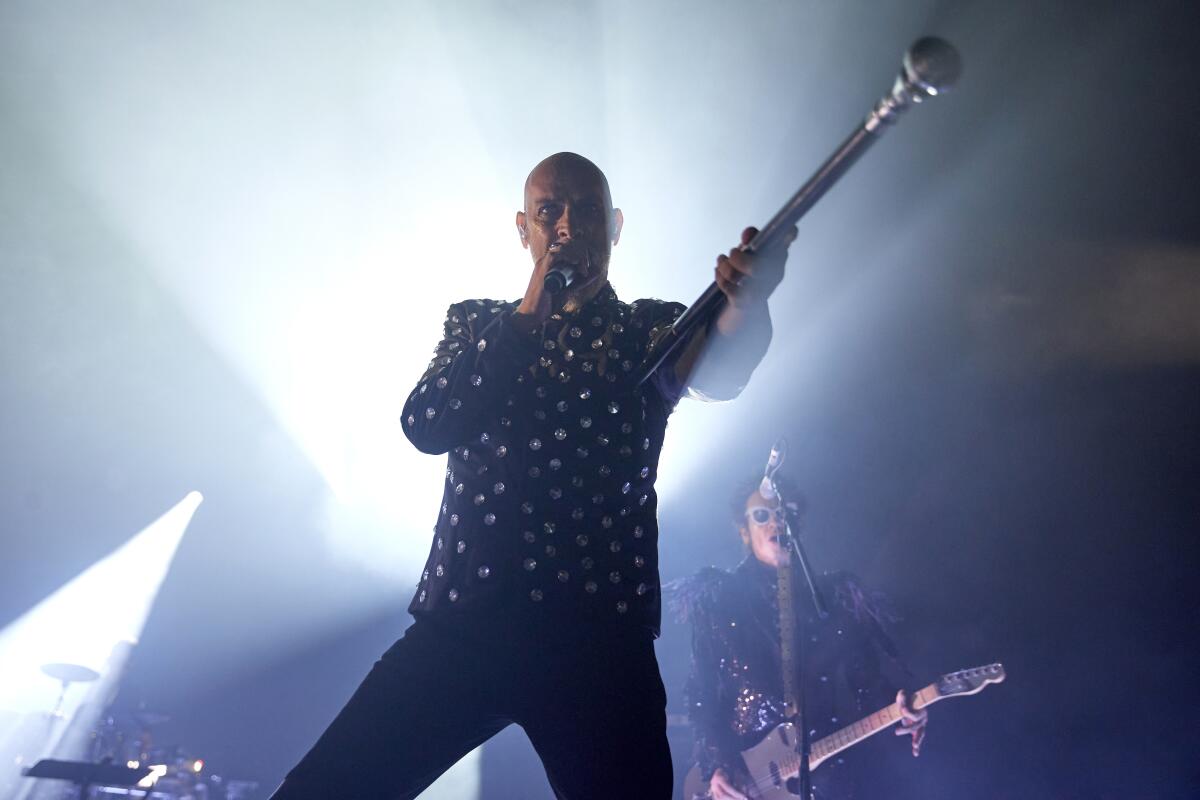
[776,559,800,718]
[806,682,939,771]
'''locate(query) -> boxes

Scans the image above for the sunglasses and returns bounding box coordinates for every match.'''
[745,507,787,525]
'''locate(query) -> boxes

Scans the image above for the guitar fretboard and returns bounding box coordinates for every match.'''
[776,557,800,718]
[808,684,936,766]
[770,683,938,780]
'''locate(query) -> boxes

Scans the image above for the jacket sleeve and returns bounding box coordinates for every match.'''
[401,301,539,455]
[828,571,914,709]
[684,586,747,784]
[643,301,774,405]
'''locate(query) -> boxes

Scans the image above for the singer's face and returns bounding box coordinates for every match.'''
[741,491,790,568]
[516,154,623,305]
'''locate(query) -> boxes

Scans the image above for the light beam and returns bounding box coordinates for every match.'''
[0,492,201,799]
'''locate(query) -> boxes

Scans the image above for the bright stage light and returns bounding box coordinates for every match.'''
[0,493,200,791]
[0,492,201,713]
[137,764,168,789]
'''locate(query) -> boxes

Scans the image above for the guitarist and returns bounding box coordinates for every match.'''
[671,474,928,799]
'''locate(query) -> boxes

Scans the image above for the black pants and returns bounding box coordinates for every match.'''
[270,607,673,800]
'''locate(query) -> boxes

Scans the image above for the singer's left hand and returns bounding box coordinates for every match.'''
[894,689,929,757]
[713,225,796,335]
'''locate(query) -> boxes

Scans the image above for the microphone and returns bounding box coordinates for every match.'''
[900,36,963,99]
[544,241,590,294]
[758,438,787,501]
[543,262,576,294]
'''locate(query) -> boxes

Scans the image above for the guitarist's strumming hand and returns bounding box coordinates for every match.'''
[708,768,748,800]
[894,690,929,756]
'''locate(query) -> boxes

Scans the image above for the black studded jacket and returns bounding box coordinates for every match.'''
[402,283,770,634]
[674,559,910,798]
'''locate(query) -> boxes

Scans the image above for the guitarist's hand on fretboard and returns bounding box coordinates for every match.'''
[894,689,929,757]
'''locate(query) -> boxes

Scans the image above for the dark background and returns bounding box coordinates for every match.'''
[2,1,1198,798]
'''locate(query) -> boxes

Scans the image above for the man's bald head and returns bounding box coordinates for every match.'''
[523,152,613,213]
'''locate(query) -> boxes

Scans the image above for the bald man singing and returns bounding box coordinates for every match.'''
[271,153,795,800]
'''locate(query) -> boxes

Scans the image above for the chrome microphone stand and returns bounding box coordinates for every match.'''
[635,36,962,387]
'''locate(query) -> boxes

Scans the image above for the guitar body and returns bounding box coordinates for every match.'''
[679,662,1005,800]
[739,722,804,799]
[682,722,803,800]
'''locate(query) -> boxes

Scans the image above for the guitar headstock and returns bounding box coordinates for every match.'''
[936,663,1005,697]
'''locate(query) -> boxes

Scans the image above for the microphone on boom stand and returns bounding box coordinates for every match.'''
[757,437,827,618]
[759,438,787,502]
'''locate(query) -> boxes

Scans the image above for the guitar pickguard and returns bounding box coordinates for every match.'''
[738,722,803,799]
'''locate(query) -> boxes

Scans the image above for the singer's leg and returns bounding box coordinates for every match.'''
[270,618,509,800]
[520,627,672,799]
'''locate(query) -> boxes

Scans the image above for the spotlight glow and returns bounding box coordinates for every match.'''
[0,493,200,779]
[138,764,168,789]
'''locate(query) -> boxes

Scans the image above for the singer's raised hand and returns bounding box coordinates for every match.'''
[713,225,797,336]
[714,226,794,307]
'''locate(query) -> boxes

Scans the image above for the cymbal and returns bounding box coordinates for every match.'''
[40,663,99,683]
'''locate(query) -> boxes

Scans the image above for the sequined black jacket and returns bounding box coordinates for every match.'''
[402,284,770,634]
[675,559,909,796]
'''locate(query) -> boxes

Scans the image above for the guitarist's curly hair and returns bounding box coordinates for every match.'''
[729,471,808,529]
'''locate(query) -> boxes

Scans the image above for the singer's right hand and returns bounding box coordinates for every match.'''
[515,246,559,321]
[516,240,593,321]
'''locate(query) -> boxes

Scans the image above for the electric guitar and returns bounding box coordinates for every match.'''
[682,662,1005,800]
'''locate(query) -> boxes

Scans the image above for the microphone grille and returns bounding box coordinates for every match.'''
[543,271,568,295]
[903,37,963,96]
